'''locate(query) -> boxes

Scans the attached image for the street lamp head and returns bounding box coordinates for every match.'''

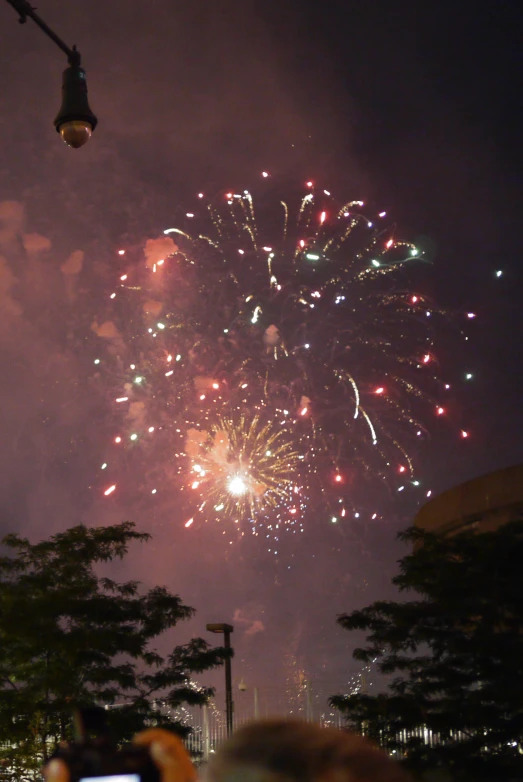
[206,623,234,634]
[54,62,97,148]
[57,120,92,149]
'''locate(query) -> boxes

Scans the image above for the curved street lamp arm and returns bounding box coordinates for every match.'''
[4,0,80,65]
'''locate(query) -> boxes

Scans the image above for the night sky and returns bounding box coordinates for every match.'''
[0,0,522,716]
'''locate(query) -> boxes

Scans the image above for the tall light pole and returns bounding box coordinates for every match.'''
[3,0,97,148]
[206,623,234,736]
[238,678,260,720]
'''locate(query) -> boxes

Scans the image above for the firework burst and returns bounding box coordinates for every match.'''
[186,414,302,524]
[93,176,464,533]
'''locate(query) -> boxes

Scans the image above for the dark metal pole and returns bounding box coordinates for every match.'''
[4,0,80,64]
[223,627,233,737]
[206,623,234,737]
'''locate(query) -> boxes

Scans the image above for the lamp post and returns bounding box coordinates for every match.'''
[238,678,260,720]
[3,0,97,148]
[206,622,234,736]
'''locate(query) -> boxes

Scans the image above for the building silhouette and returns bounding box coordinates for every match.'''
[415,464,523,535]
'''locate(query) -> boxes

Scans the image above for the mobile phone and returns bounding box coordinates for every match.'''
[49,708,160,782]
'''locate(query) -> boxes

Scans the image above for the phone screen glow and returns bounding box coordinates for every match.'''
[80,776,140,782]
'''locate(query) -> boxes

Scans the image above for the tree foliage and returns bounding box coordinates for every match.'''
[0,522,228,780]
[331,521,523,781]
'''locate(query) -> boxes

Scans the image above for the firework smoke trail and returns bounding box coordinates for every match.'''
[92,175,470,539]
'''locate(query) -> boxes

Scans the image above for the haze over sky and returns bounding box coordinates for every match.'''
[0,0,522,712]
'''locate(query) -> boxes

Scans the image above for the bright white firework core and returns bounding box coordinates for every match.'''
[227,475,248,496]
